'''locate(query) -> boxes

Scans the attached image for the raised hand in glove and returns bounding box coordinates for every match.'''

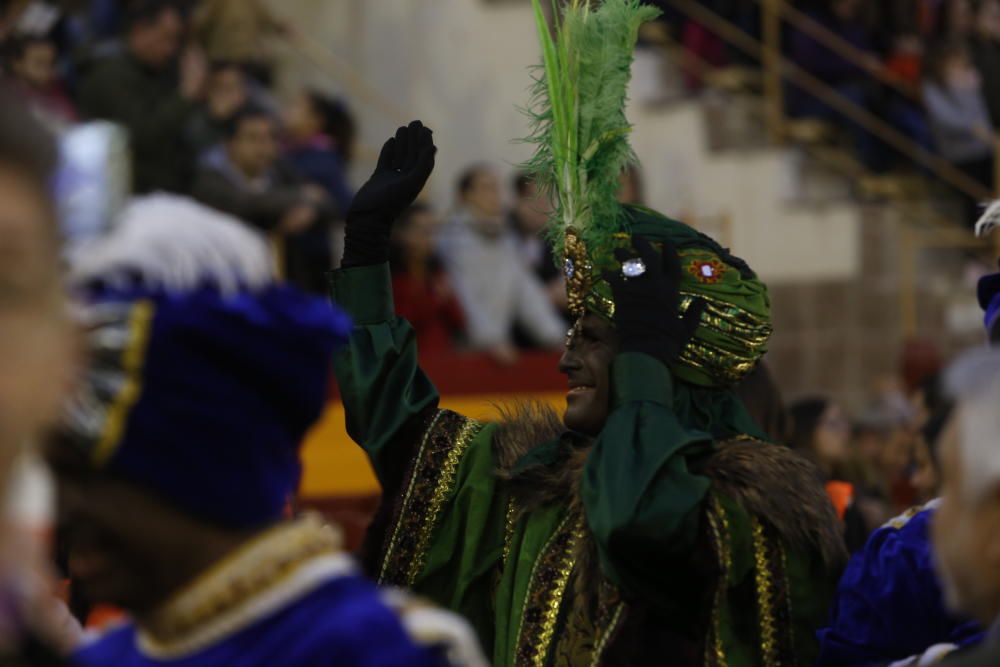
[603,235,705,367]
[341,120,436,269]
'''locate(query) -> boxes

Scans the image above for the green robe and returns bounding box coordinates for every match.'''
[330,263,843,666]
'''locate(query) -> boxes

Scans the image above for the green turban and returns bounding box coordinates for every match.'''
[563,205,772,388]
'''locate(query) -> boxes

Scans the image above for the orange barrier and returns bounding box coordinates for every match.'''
[299,350,568,500]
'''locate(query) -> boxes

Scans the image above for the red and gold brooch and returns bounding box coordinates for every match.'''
[687,259,726,284]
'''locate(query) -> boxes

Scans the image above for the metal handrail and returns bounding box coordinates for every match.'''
[773,0,920,102]
[665,0,993,203]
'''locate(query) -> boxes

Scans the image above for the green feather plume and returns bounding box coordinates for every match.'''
[522,0,660,255]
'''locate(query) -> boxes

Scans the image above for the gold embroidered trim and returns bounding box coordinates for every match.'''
[751,517,797,665]
[705,495,731,667]
[93,300,155,466]
[752,518,779,667]
[141,515,343,646]
[502,497,518,569]
[378,410,483,586]
[589,602,626,667]
[514,510,585,667]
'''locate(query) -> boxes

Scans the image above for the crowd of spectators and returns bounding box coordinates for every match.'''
[654,0,1000,224]
[0,0,598,362]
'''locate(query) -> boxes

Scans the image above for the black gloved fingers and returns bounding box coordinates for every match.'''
[392,125,408,169]
[376,137,396,172]
[659,239,685,281]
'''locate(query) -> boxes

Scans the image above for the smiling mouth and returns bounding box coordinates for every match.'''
[567,384,595,395]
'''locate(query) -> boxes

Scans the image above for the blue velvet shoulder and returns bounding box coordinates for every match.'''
[72,574,447,667]
[816,503,983,666]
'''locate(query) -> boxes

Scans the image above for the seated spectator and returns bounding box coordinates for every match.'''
[933,350,1000,666]
[192,105,334,293]
[3,34,75,128]
[788,397,869,547]
[508,172,565,313]
[191,0,289,85]
[283,89,355,216]
[389,204,464,353]
[969,0,1000,127]
[436,164,564,364]
[78,0,206,194]
[787,0,884,169]
[885,33,925,87]
[922,41,994,223]
[184,60,247,160]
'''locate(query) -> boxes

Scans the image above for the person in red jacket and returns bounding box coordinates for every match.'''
[389,204,464,353]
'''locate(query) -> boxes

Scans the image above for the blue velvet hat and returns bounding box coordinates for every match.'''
[979,270,1000,339]
[62,196,352,528]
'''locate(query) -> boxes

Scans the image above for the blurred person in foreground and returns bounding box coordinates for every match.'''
[78,0,206,194]
[436,164,564,364]
[192,105,333,294]
[932,349,1000,666]
[3,34,75,128]
[283,89,355,217]
[331,3,847,660]
[389,204,464,354]
[508,171,565,314]
[0,88,80,663]
[56,195,483,667]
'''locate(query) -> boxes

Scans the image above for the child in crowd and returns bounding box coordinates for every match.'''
[389,204,465,354]
[283,89,355,217]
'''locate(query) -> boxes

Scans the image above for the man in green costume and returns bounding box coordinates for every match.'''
[329,3,846,665]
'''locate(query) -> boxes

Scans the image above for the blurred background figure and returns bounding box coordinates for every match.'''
[508,171,565,315]
[78,0,206,194]
[192,104,333,293]
[390,204,465,353]
[184,59,247,160]
[436,164,564,364]
[3,33,75,128]
[191,0,289,86]
[283,88,355,217]
[923,41,994,223]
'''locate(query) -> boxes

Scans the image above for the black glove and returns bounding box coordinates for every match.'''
[341,120,436,269]
[603,235,705,366]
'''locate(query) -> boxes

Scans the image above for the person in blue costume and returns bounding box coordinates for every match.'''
[816,499,983,666]
[48,195,480,667]
[815,247,1000,667]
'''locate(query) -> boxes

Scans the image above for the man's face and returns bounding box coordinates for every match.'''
[130,9,183,69]
[0,168,71,473]
[228,117,278,179]
[932,413,1000,625]
[45,443,200,615]
[13,41,57,88]
[463,170,503,220]
[558,313,619,437]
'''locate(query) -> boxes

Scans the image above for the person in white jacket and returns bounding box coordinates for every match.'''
[436,164,565,363]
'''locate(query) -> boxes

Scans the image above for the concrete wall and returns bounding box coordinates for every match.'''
[266,0,541,209]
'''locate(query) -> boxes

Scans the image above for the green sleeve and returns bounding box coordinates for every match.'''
[581,352,713,608]
[329,263,440,485]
